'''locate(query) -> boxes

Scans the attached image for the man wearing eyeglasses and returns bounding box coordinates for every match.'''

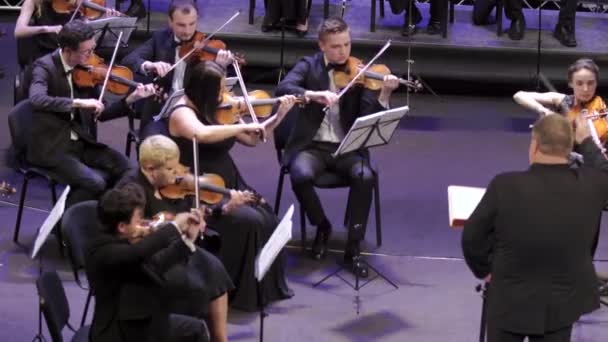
[28,19,156,207]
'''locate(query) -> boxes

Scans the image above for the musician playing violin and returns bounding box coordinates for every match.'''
[513,59,607,150]
[140,58,297,311]
[15,0,120,66]
[28,20,156,208]
[116,135,243,342]
[122,0,235,129]
[275,17,399,277]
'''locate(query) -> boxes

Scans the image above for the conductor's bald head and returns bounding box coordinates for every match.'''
[529,114,573,163]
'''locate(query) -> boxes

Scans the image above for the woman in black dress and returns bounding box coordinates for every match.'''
[157,59,297,311]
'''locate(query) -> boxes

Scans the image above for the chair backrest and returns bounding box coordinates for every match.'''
[7,99,34,168]
[36,271,70,342]
[62,201,100,284]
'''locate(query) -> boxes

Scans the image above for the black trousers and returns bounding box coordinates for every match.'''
[52,140,130,207]
[487,322,573,342]
[501,0,577,25]
[289,142,374,235]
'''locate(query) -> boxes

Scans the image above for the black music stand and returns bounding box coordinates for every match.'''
[31,186,71,342]
[254,205,294,342]
[312,106,408,311]
[88,16,138,49]
[476,282,489,342]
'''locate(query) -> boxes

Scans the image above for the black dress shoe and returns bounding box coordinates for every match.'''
[553,24,577,47]
[125,0,147,19]
[426,20,441,35]
[311,226,331,260]
[295,20,308,38]
[507,15,526,40]
[401,6,422,37]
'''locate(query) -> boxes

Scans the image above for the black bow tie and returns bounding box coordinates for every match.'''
[326,62,348,72]
[64,69,73,76]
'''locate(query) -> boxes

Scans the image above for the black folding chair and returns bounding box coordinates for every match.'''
[62,201,101,327]
[36,271,90,342]
[273,107,383,250]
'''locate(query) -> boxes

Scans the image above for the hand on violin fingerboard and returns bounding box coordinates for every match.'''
[574,115,592,144]
[213,49,234,69]
[126,83,158,104]
[142,61,172,78]
[73,98,104,115]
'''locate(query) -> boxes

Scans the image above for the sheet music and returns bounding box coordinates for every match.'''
[333,106,408,157]
[88,16,138,47]
[255,205,294,282]
[447,185,486,228]
[31,186,71,259]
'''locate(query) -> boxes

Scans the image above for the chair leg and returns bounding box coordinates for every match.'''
[81,290,93,327]
[324,0,329,19]
[13,175,31,244]
[379,0,385,17]
[300,205,307,250]
[125,134,132,158]
[496,0,503,36]
[343,195,351,227]
[374,175,382,247]
[370,0,377,32]
[449,0,455,23]
[274,170,286,216]
[442,0,448,38]
[249,0,255,25]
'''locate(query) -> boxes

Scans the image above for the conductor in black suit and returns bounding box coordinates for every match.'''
[85,183,209,342]
[121,0,234,129]
[275,17,399,277]
[462,114,608,342]
[28,19,156,207]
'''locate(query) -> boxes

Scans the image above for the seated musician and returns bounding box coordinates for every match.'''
[14,0,122,66]
[86,183,210,342]
[386,0,443,36]
[142,59,297,311]
[274,17,399,277]
[28,19,156,207]
[117,135,236,342]
[121,0,234,129]
[513,59,606,150]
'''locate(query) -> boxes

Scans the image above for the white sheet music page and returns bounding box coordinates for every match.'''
[255,205,294,282]
[31,186,71,259]
[447,185,486,228]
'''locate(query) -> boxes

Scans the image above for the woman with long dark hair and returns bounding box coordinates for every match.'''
[158,59,297,311]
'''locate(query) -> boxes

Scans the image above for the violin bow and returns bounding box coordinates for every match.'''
[96,30,124,115]
[231,60,267,142]
[159,11,241,80]
[192,134,205,240]
[323,39,392,113]
[68,0,84,23]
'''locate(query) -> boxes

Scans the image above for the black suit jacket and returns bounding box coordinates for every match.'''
[121,28,176,92]
[27,50,131,167]
[462,138,608,334]
[85,224,193,342]
[275,52,385,165]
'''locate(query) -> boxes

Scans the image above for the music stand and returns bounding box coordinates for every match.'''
[313,106,408,307]
[254,205,294,342]
[31,186,71,342]
[87,16,138,48]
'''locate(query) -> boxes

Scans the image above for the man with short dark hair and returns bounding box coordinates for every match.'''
[121,0,234,128]
[85,182,209,342]
[275,17,399,277]
[462,114,608,342]
[28,19,155,207]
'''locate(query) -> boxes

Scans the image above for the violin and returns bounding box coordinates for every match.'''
[566,96,608,146]
[333,56,422,92]
[214,90,306,125]
[52,0,113,20]
[178,31,246,65]
[72,53,142,95]
[158,163,262,205]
